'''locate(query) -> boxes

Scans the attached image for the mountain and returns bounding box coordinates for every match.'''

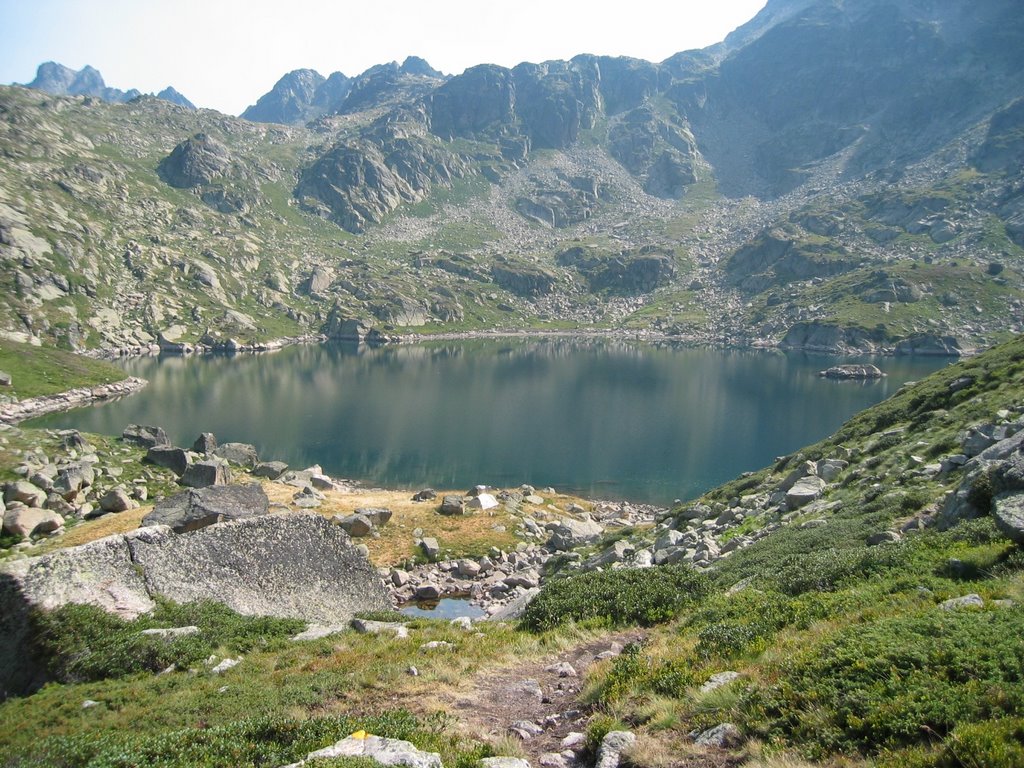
[21,61,195,109]
[0,0,1022,356]
[240,56,446,125]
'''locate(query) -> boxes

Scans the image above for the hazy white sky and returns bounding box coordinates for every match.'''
[1,0,767,116]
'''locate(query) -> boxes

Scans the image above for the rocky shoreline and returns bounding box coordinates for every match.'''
[0,377,149,425]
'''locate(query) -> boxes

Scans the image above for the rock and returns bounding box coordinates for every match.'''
[486,588,540,621]
[212,442,259,469]
[192,433,217,454]
[252,461,289,480]
[596,731,636,768]
[355,507,393,527]
[416,583,442,600]
[144,445,191,477]
[351,618,409,638]
[335,513,374,537]
[412,488,436,501]
[439,495,465,515]
[510,720,545,738]
[547,517,603,551]
[694,723,744,749]
[819,364,886,379]
[2,506,63,538]
[140,626,200,640]
[894,334,966,357]
[420,640,454,651]
[99,488,134,513]
[130,512,389,623]
[993,492,1024,544]
[700,671,741,693]
[300,735,442,768]
[547,662,577,678]
[419,537,441,560]
[53,464,95,498]
[0,371,11,386]
[158,133,231,188]
[142,483,270,533]
[468,493,499,510]
[210,657,240,674]
[867,530,902,546]
[456,559,481,578]
[180,460,231,488]
[122,424,169,449]
[482,759,532,768]
[4,480,46,508]
[939,594,984,610]
[291,624,348,641]
[785,476,826,508]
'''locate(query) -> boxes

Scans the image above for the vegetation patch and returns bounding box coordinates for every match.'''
[520,566,710,631]
[0,342,126,399]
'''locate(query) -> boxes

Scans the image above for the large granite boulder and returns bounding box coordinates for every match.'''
[141,483,270,533]
[180,460,231,488]
[993,492,1024,544]
[212,442,260,469]
[122,424,169,449]
[144,446,191,477]
[546,517,603,551]
[0,513,389,695]
[2,506,63,538]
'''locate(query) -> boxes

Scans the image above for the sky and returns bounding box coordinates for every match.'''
[0,0,767,116]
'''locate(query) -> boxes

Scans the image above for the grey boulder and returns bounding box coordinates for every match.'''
[144,446,191,477]
[993,492,1024,544]
[253,461,289,480]
[2,506,64,538]
[212,442,259,469]
[546,517,603,551]
[142,483,270,533]
[122,424,169,449]
[180,460,231,488]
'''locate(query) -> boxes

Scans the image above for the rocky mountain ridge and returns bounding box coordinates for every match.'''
[21,62,195,109]
[1,0,1023,355]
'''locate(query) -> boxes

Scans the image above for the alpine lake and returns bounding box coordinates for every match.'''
[30,338,950,505]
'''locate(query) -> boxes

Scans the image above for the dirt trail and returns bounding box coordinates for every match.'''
[432,630,740,768]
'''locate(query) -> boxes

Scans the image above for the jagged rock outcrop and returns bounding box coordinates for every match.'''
[491,260,558,297]
[557,246,676,294]
[0,512,390,695]
[725,227,860,292]
[295,127,467,233]
[608,106,699,198]
[241,69,352,124]
[779,321,886,354]
[23,62,193,107]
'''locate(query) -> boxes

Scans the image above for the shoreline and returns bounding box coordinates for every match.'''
[0,377,149,425]
[77,325,971,360]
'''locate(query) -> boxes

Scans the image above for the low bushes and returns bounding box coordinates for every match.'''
[519,566,710,632]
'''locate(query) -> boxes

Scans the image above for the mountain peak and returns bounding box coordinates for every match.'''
[20,61,194,109]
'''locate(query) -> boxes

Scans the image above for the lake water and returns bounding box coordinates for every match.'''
[30,339,949,505]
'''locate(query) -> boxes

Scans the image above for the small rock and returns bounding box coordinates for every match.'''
[81,700,100,709]
[210,657,241,674]
[694,723,744,749]
[420,640,454,651]
[700,671,741,693]
[99,488,134,513]
[412,488,437,502]
[596,731,636,768]
[140,626,201,641]
[192,432,218,454]
[419,537,441,561]
[439,495,465,515]
[252,461,289,480]
[122,424,169,449]
[939,594,984,611]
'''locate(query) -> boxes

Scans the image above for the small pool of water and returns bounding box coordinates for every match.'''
[399,598,486,620]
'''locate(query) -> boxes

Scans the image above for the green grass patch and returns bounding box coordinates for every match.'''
[0,342,127,399]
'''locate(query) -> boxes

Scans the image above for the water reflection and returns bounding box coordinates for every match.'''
[30,340,949,504]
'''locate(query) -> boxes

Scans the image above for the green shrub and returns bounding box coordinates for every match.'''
[741,607,1024,757]
[31,599,306,683]
[519,566,710,632]
[5,710,475,768]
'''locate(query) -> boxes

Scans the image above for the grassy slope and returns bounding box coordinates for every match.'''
[0,341,126,399]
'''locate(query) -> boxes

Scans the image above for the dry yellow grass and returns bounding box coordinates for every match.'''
[38,478,593,567]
